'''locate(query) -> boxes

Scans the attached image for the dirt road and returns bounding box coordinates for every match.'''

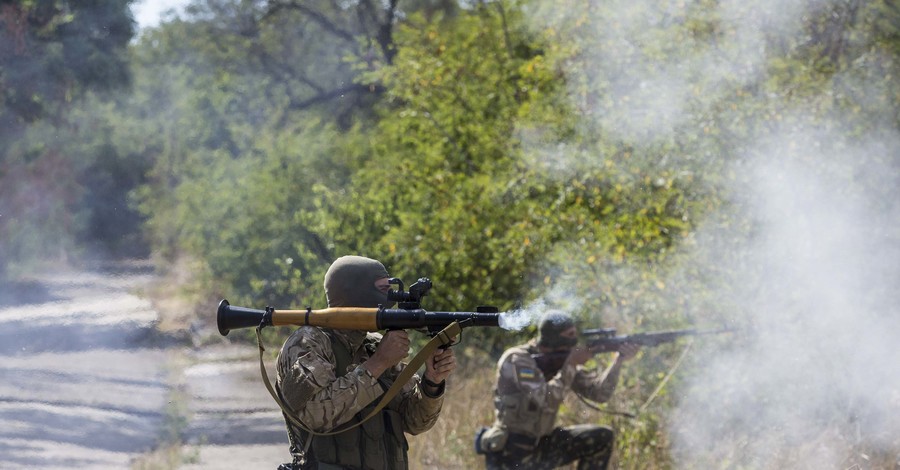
[0,261,290,469]
[176,342,290,469]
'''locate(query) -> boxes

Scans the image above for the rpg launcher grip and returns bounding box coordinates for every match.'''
[532,327,733,379]
[216,276,501,338]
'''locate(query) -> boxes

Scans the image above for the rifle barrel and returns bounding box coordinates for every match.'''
[586,328,734,350]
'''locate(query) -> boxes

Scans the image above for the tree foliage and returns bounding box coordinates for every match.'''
[4,0,899,466]
[0,0,134,139]
[0,0,136,278]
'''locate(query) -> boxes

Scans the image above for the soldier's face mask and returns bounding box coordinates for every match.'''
[544,328,579,350]
[537,311,578,349]
[324,255,394,308]
[554,334,579,350]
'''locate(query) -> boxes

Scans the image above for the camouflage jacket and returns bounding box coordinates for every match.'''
[275,326,444,435]
[492,340,622,439]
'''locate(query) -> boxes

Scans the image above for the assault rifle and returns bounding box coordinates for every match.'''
[532,327,732,378]
[216,277,502,339]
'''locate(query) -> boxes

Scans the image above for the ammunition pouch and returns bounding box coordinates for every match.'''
[474,425,509,454]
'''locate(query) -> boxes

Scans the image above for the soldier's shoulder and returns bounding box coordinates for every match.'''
[498,343,533,364]
[281,326,331,352]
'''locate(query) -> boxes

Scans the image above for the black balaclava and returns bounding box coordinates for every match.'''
[536,310,578,349]
[324,255,391,309]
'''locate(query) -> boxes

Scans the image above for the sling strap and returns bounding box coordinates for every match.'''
[255,321,461,438]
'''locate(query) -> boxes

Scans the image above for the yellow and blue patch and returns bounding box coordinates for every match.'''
[517,367,537,380]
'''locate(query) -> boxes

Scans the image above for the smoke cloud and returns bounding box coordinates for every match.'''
[670,120,900,466]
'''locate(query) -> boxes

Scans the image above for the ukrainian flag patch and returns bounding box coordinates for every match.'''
[517,367,537,380]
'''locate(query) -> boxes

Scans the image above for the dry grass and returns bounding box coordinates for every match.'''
[408,346,497,470]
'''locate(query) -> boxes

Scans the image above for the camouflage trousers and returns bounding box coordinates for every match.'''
[484,424,615,470]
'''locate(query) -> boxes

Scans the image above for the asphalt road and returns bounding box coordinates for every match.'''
[0,261,290,469]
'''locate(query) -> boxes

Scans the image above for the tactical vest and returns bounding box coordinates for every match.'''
[287,331,409,470]
[493,345,560,439]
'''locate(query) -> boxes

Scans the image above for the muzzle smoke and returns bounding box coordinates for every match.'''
[499,284,584,331]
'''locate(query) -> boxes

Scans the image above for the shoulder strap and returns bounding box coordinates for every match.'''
[323,330,354,379]
[256,322,461,437]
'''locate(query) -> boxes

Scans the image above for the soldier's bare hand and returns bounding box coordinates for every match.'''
[424,347,457,384]
[378,330,411,364]
[368,330,410,373]
[564,347,593,367]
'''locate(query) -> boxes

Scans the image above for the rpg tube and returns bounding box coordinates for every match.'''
[216,299,501,336]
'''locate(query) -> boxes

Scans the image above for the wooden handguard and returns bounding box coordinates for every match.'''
[271,307,380,330]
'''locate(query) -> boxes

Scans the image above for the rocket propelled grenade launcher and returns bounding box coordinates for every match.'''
[221,277,500,442]
[216,277,501,336]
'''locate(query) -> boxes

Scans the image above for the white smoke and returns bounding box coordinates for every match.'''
[523,0,825,144]
[499,283,585,331]
[669,121,900,467]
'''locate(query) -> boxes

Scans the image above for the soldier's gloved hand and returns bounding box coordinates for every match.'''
[365,330,410,377]
[424,346,457,384]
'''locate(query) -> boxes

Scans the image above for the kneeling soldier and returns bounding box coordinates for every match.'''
[478,310,638,470]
